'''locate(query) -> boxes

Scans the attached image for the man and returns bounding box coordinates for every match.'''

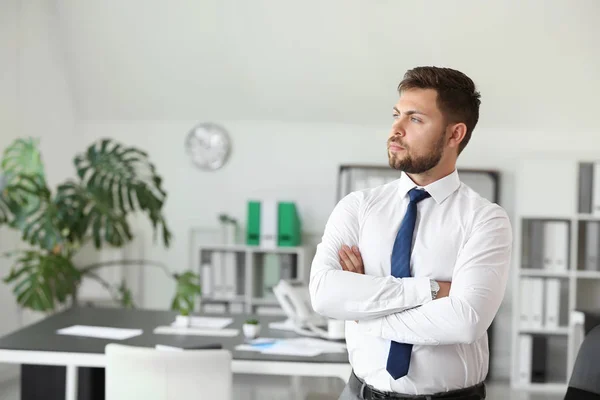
[309,66,512,400]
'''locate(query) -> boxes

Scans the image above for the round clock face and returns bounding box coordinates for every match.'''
[185,123,231,171]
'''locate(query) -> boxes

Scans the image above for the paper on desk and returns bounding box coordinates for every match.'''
[260,342,323,357]
[154,325,239,337]
[57,325,143,340]
[234,337,346,357]
[171,315,233,329]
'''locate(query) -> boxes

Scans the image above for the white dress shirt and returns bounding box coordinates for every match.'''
[309,170,512,395]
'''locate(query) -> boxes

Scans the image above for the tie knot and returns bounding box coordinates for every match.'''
[408,188,430,204]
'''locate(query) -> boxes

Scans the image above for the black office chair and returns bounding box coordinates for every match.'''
[565,324,600,400]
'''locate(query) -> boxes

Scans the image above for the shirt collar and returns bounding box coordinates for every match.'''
[397,169,461,205]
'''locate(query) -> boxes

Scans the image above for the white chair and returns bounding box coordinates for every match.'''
[105,344,232,400]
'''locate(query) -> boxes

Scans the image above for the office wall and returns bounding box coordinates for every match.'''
[0,0,78,383]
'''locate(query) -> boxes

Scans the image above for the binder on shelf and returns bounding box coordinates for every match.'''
[585,222,600,271]
[531,336,548,383]
[519,278,532,329]
[552,222,569,272]
[260,199,278,249]
[278,202,301,247]
[223,251,237,298]
[542,222,555,270]
[211,251,224,298]
[246,201,261,245]
[518,334,533,384]
[235,253,245,296]
[579,162,593,214]
[544,279,560,329]
[593,162,600,216]
[530,278,544,330]
[529,221,545,269]
[543,221,568,272]
[246,200,302,247]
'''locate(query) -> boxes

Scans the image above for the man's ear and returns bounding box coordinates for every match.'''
[447,123,467,151]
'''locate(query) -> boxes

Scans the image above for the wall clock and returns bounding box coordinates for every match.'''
[185,122,232,171]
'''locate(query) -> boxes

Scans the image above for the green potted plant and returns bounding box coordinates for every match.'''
[0,137,200,315]
[242,318,261,339]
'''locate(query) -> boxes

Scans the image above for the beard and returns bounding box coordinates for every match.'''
[387,132,446,174]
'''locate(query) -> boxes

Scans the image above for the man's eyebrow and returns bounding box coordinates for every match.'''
[393,106,428,116]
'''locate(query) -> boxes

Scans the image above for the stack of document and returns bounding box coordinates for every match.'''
[56,325,143,340]
[171,315,233,329]
[235,337,346,357]
[154,316,239,337]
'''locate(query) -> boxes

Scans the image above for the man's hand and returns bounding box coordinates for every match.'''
[436,281,451,299]
[338,245,364,274]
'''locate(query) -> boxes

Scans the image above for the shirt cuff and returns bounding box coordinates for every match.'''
[402,277,434,306]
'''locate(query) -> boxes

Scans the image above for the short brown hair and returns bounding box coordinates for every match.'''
[398,66,481,154]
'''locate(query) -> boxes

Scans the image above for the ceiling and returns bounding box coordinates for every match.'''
[53,0,600,132]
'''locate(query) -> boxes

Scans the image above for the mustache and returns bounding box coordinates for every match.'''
[388,137,406,148]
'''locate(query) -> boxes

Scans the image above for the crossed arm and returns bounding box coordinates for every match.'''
[308,193,513,346]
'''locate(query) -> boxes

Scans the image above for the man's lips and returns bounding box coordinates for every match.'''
[388,143,405,151]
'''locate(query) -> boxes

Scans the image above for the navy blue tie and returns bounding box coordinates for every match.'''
[386,187,431,380]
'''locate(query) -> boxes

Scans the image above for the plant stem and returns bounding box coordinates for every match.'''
[80,260,173,278]
[85,271,120,303]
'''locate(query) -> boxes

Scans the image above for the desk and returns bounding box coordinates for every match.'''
[0,307,351,400]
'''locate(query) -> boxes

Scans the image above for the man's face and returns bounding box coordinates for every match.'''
[387,88,448,174]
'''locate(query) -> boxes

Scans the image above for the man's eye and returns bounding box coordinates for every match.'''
[411,117,421,123]
[392,114,399,119]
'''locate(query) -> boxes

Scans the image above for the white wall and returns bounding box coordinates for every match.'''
[0,0,78,383]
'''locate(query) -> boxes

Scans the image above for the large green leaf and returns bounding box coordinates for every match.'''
[0,175,64,252]
[1,138,46,182]
[3,251,81,312]
[0,139,54,245]
[55,182,132,248]
[170,271,201,316]
[71,139,171,248]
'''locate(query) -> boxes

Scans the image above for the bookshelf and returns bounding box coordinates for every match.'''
[188,226,314,315]
[511,157,600,392]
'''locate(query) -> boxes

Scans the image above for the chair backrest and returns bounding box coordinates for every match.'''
[105,344,232,400]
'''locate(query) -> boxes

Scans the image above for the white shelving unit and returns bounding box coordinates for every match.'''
[193,242,310,315]
[511,157,600,393]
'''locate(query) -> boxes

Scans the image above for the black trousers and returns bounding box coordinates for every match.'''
[346,371,486,400]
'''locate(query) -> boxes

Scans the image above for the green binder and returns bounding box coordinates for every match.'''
[246,200,301,247]
[278,202,301,247]
[246,201,261,245]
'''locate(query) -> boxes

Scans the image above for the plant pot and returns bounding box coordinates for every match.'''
[175,315,192,328]
[242,323,261,339]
